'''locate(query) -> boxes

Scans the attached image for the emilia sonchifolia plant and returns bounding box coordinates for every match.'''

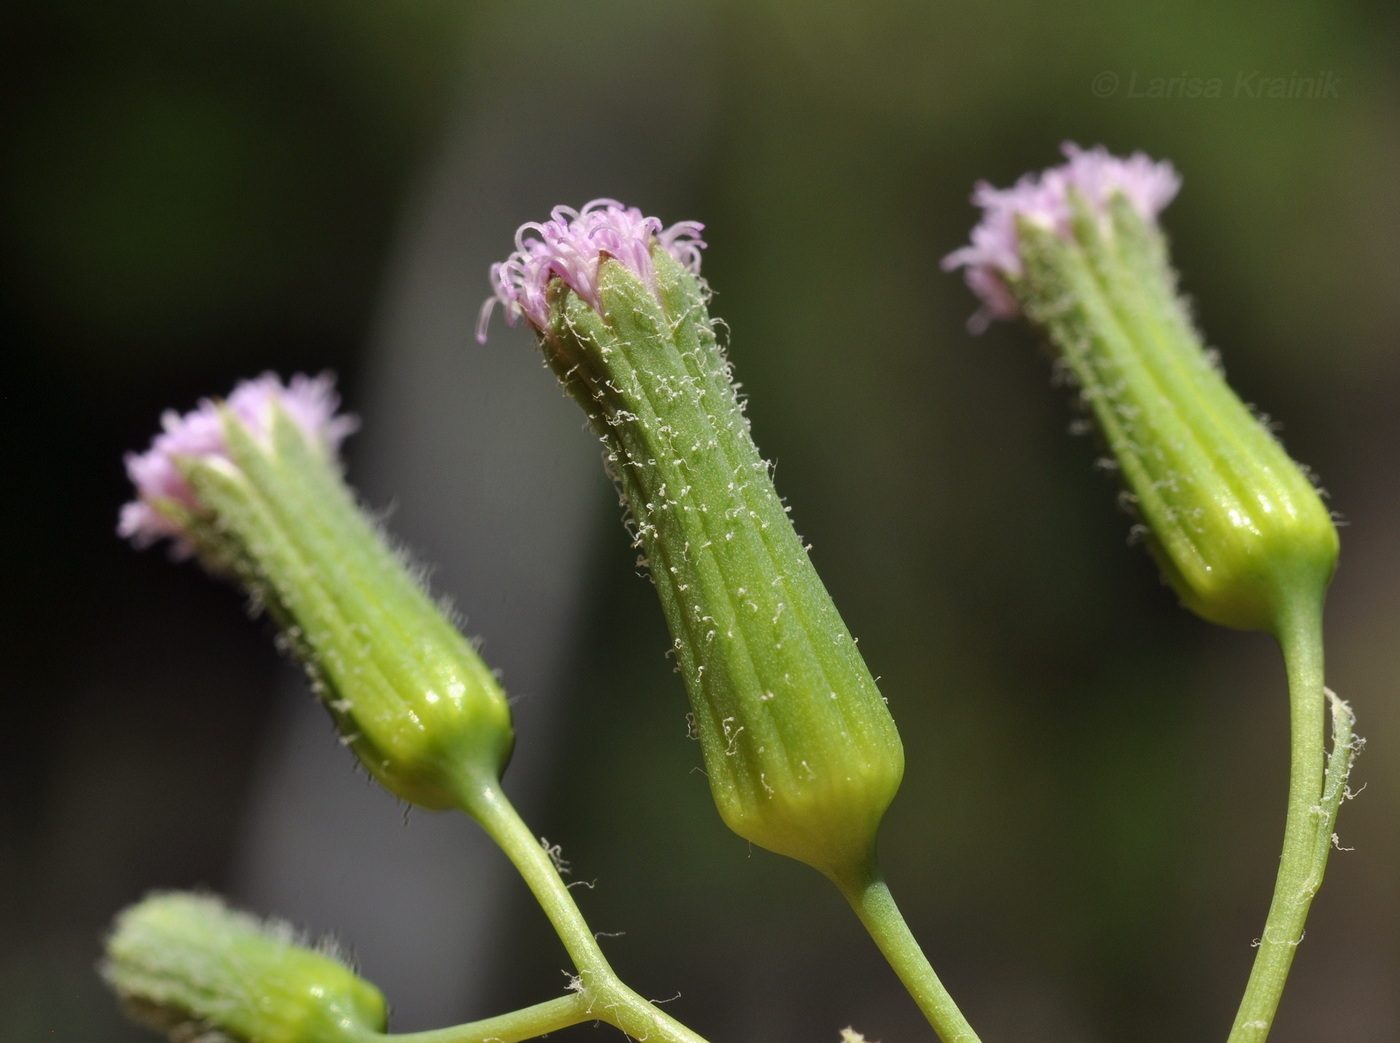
[107,148,1358,1043]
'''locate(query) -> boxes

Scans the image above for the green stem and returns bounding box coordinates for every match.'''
[381,994,593,1043]
[452,774,712,1043]
[1227,597,1357,1042]
[834,862,982,1043]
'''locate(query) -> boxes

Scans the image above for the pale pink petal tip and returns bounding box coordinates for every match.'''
[119,372,358,553]
[477,199,706,343]
[942,142,1180,327]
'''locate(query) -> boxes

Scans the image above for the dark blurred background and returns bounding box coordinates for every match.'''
[3,1,1398,1040]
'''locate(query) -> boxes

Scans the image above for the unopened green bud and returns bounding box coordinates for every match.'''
[102,892,386,1043]
[945,145,1338,632]
[480,202,903,881]
[120,375,514,808]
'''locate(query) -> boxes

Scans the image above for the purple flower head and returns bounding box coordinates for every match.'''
[477,199,706,343]
[942,143,1181,328]
[119,373,358,555]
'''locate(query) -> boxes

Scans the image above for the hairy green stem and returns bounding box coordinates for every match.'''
[1227,598,1357,1042]
[453,775,711,1043]
[834,862,982,1043]
[380,994,593,1043]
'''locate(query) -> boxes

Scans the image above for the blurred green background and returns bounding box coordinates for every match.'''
[3,1,1397,1040]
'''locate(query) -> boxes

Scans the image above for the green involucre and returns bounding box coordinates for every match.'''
[102,892,386,1043]
[1012,193,1338,633]
[181,406,514,808]
[539,247,903,881]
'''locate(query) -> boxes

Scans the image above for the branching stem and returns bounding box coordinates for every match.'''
[453,775,712,1043]
[381,994,593,1043]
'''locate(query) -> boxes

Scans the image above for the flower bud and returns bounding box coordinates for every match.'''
[481,201,903,881]
[102,892,386,1043]
[944,144,1338,632]
[121,374,514,808]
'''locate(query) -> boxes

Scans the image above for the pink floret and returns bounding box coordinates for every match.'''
[477,199,706,343]
[119,373,358,555]
[942,143,1180,328]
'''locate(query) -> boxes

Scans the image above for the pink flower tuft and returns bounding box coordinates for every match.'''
[477,199,706,343]
[942,143,1180,328]
[119,373,358,555]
